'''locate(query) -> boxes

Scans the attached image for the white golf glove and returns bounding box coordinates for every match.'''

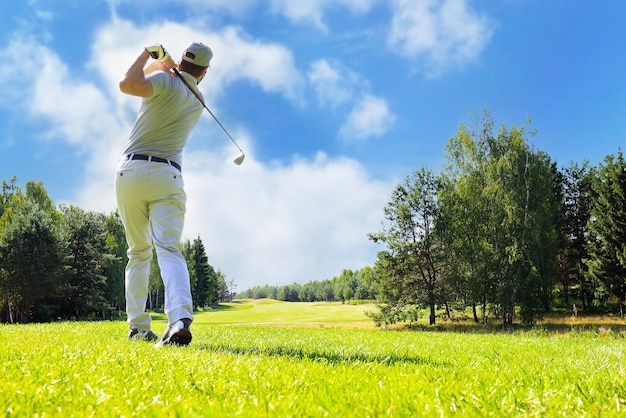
[145,44,170,62]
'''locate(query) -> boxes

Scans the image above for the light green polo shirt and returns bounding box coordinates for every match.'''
[122,71,204,166]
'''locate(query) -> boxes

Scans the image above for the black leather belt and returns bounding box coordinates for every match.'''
[126,154,181,172]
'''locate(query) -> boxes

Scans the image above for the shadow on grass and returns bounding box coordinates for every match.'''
[207,304,236,311]
[149,311,167,321]
[537,322,626,334]
[395,319,626,335]
[196,342,450,367]
[189,304,243,313]
[198,303,256,312]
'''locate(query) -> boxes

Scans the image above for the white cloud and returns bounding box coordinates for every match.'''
[106,0,258,17]
[204,26,304,104]
[183,151,392,288]
[308,59,359,108]
[269,0,377,31]
[388,0,493,75]
[0,37,120,149]
[339,95,396,140]
[308,59,396,140]
[179,0,258,15]
[107,0,376,32]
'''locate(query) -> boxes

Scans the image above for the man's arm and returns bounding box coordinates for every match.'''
[145,59,177,75]
[119,49,153,97]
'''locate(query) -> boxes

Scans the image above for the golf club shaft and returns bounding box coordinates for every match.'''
[172,68,244,155]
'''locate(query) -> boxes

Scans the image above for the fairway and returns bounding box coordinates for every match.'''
[1,301,626,417]
[195,299,377,328]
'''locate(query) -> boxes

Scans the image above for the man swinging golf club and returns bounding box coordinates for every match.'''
[115,42,213,346]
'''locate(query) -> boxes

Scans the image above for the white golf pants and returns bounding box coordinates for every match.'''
[115,158,193,331]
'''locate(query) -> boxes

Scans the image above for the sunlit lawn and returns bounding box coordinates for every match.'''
[1,300,626,417]
[196,299,378,328]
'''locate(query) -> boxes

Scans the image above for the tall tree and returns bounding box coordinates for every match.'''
[369,167,444,325]
[440,113,560,325]
[227,278,237,302]
[59,205,110,319]
[216,271,228,303]
[0,199,65,323]
[559,161,595,310]
[586,151,626,315]
[103,211,127,313]
[354,267,376,300]
[509,148,560,324]
[439,117,497,323]
[188,236,213,308]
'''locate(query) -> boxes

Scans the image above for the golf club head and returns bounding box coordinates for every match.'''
[233,153,245,166]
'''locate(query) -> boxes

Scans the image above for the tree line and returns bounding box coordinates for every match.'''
[0,177,230,324]
[241,112,626,327]
[238,266,377,303]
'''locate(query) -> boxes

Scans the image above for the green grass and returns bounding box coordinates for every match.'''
[197,299,376,328]
[1,301,626,417]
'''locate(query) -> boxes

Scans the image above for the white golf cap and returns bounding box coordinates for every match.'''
[182,42,213,67]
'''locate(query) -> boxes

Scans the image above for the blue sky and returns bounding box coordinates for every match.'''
[1,0,625,291]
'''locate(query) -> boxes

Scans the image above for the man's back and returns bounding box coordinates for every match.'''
[122,70,203,164]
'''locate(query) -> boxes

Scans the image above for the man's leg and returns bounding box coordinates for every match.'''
[149,167,194,326]
[115,162,153,332]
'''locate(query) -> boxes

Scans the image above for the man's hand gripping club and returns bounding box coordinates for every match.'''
[145,44,169,61]
[145,44,177,73]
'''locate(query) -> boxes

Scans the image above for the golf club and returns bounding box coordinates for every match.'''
[172,67,245,166]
